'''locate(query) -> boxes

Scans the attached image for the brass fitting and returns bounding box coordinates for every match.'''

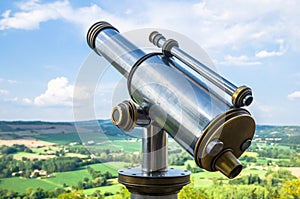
[111,100,137,132]
[232,86,253,107]
[194,108,255,179]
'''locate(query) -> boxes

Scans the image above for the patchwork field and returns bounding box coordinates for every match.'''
[0,138,54,148]
[0,162,127,193]
[0,121,299,198]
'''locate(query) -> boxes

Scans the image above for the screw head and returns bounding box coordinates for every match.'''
[241,139,252,151]
[206,139,224,156]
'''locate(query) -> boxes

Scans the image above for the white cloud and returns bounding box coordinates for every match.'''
[0,78,17,84]
[22,98,32,105]
[4,97,32,105]
[5,97,18,102]
[7,79,17,84]
[1,10,11,18]
[0,0,97,31]
[0,0,65,30]
[1,0,299,52]
[255,39,287,58]
[288,91,300,100]
[256,50,284,58]
[0,89,9,95]
[220,55,261,66]
[34,76,74,106]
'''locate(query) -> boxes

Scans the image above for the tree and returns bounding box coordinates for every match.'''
[179,179,208,199]
[84,177,89,183]
[115,188,130,199]
[77,181,84,190]
[58,191,85,199]
[280,179,300,198]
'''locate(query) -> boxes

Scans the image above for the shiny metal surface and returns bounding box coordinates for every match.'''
[206,139,224,156]
[165,57,232,108]
[94,28,146,77]
[149,32,254,108]
[142,126,168,173]
[130,55,229,155]
[92,25,231,156]
[149,32,237,96]
[88,22,256,180]
[131,193,177,199]
[171,47,237,95]
[118,167,190,196]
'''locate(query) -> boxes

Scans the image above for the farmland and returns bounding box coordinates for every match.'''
[0,120,299,198]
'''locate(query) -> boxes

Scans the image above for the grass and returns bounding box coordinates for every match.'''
[65,153,88,158]
[14,152,39,157]
[83,140,142,153]
[242,168,267,176]
[33,133,142,153]
[83,161,127,176]
[0,162,127,194]
[242,152,259,157]
[0,134,298,197]
[34,133,81,145]
[31,146,60,154]
[0,177,59,193]
[0,167,267,194]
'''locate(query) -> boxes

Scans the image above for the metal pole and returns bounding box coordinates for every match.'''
[149,32,237,96]
[131,193,177,199]
[130,125,178,199]
[142,125,168,173]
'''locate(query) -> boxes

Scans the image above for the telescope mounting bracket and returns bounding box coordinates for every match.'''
[112,100,191,198]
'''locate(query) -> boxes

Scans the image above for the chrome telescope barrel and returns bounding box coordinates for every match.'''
[87,22,229,154]
[87,21,256,179]
[87,21,146,77]
[149,31,253,108]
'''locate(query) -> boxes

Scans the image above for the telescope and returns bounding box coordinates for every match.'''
[87,21,255,198]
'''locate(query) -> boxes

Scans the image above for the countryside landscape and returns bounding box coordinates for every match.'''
[0,120,299,199]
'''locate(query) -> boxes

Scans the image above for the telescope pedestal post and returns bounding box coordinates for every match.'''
[142,125,168,173]
[131,193,177,199]
[118,124,190,199]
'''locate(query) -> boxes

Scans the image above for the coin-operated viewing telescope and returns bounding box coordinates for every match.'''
[87,21,256,198]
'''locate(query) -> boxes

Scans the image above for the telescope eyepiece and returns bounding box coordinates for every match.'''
[214,150,243,179]
[232,86,253,107]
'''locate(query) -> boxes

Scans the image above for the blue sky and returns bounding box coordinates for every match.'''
[0,0,300,125]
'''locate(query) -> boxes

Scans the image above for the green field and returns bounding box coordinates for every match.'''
[0,123,299,198]
[34,133,84,145]
[33,133,142,153]
[0,177,59,193]
[0,162,127,193]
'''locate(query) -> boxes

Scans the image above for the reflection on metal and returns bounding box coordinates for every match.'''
[119,167,190,197]
[87,21,256,198]
[149,31,253,108]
